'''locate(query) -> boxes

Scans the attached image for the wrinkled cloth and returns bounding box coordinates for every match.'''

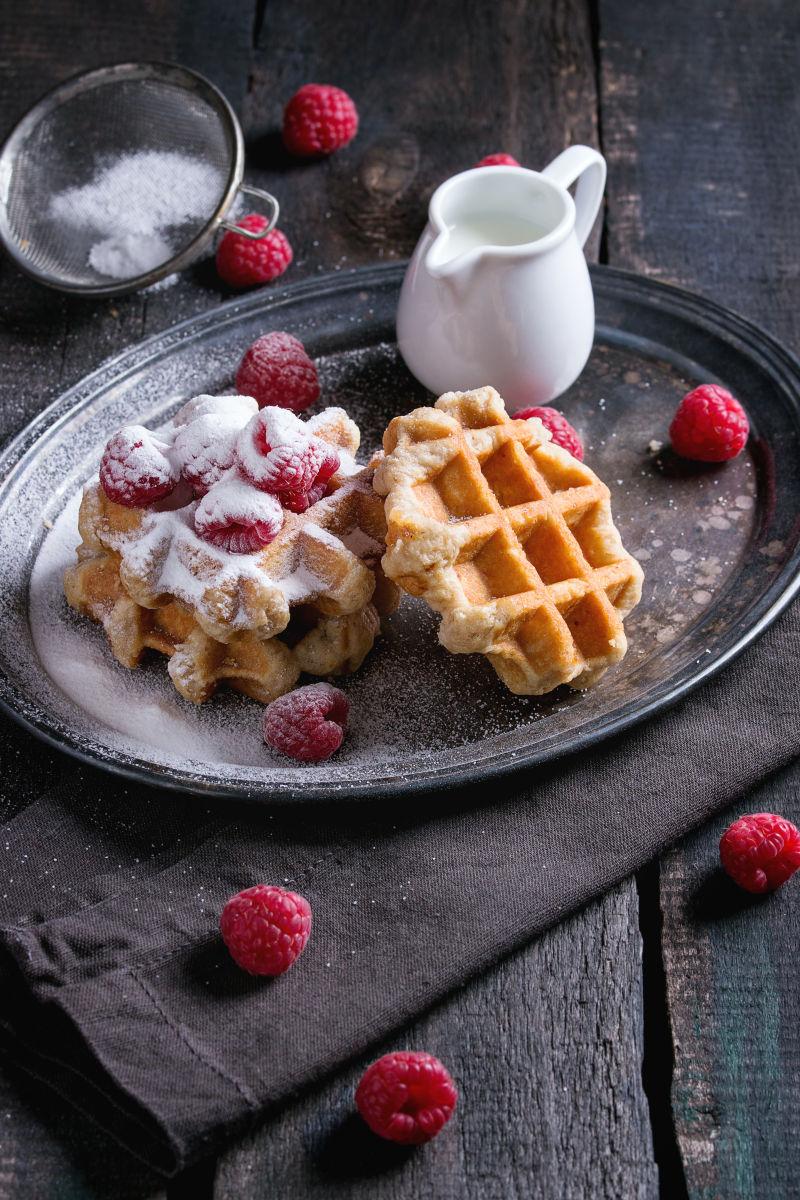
[0,602,798,1174]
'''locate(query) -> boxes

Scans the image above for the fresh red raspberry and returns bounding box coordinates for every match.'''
[194,475,284,553]
[720,813,800,894]
[216,214,293,289]
[355,1051,458,1145]
[237,407,339,511]
[515,406,584,461]
[173,396,259,496]
[100,425,179,507]
[236,331,320,414]
[669,384,749,462]
[263,683,349,763]
[220,884,312,976]
[282,83,358,157]
[475,152,521,168]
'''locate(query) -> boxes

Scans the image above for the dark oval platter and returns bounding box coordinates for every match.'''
[0,263,798,801]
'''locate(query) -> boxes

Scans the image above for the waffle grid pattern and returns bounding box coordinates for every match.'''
[375,387,643,695]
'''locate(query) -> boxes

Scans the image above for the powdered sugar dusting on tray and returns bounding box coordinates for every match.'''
[2,298,784,796]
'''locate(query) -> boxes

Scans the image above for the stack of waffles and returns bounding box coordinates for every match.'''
[65,409,398,705]
[374,387,643,694]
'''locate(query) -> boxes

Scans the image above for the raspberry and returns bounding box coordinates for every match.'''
[282,83,358,157]
[236,407,339,511]
[220,884,312,976]
[172,393,258,429]
[100,425,179,507]
[475,152,520,168]
[515,406,584,460]
[216,215,293,289]
[669,385,749,462]
[355,1052,458,1145]
[236,331,320,414]
[263,683,349,763]
[720,813,800,894]
[173,396,259,496]
[194,475,284,553]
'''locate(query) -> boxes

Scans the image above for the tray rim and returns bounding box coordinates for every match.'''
[1,262,799,803]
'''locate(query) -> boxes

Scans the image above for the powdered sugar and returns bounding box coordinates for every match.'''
[49,150,224,281]
[0,281,779,798]
[194,474,284,551]
[172,397,257,493]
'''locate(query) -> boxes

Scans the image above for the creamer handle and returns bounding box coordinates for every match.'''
[541,145,606,248]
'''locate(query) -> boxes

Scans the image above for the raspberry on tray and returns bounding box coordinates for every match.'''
[669,384,749,462]
[263,682,349,762]
[515,405,584,460]
[236,331,320,414]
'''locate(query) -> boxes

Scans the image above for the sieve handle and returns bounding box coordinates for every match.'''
[220,185,280,238]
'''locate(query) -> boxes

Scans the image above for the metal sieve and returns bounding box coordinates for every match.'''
[0,62,279,297]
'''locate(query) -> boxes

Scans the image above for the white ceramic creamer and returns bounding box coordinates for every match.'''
[397,145,606,410]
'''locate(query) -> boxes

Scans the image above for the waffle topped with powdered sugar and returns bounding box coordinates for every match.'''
[65,395,398,705]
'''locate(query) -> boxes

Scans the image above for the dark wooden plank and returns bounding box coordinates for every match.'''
[242,0,604,271]
[214,1,656,1195]
[599,2,800,1195]
[0,1,656,1195]
[0,3,257,1197]
[216,883,657,1200]
[0,1062,168,1200]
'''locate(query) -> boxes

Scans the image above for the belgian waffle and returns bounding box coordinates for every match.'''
[65,406,398,704]
[64,550,384,704]
[373,386,643,695]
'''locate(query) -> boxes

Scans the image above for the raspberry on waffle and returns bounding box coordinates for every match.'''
[65,405,398,705]
[373,387,643,695]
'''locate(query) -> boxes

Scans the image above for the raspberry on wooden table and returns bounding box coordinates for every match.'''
[669,384,749,462]
[515,406,584,460]
[216,214,293,289]
[236,331,320,414]
[263,683,349,763]
[100,425,179,507]
[355,1051,458,1144]
[220,884,312,976]
[194,475,284,554]
[720,813,800,894]
[475,152,520,167]
[282,83,358,157]
[236,407,340,511]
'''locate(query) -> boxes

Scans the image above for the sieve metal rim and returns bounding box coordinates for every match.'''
[0,61,276,297]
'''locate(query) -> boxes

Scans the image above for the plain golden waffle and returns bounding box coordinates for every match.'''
[65,405,398,704]
[373,386,643,695]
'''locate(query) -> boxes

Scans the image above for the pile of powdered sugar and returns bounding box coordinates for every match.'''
[49,150,224,280]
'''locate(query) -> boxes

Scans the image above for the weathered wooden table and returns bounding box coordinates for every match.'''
[1,3,797,1197]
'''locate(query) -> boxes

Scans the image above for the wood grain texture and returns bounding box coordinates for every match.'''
[216,883,657,1200]
[0,1062,167,1200]
[242,0,603,269]
[0,3,257,1197]
[214,2,656,1193]
[599,1,800,1195]
[0,0,658,1196]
